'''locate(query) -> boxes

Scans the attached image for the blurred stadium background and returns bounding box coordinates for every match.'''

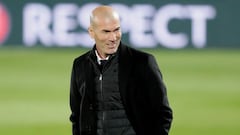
[0,0,240,135]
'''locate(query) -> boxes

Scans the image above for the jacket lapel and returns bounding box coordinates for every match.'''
[118,44,133,105]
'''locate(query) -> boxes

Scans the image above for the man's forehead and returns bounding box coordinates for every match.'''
[95,18,120,28]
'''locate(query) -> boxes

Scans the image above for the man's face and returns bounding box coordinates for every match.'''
[89,18,121,58]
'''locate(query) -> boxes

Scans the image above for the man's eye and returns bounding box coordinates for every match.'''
[115,28,120,32]
[103,30,110,33]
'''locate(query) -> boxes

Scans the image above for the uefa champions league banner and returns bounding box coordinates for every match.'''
[0,0,240,49]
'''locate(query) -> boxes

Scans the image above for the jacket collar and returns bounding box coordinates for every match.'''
[85,42,133,105]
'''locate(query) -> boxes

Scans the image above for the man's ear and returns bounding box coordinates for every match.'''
[88,26,94,39]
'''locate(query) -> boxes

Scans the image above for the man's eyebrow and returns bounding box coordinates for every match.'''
[114,27,121,31]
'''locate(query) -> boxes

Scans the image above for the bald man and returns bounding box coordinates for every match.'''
[69,6,173,135]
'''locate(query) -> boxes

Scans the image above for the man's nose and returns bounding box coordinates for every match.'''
[109,32,117,41]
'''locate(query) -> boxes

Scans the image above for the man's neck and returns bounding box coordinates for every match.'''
[95,50,110,64]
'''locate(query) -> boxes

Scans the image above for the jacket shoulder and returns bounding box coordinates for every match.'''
[123,45,154,60]
[73,50,91,65]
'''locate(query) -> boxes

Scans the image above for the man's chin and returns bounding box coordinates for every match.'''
[107,49,117,55]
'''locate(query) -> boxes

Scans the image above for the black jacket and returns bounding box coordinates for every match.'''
[70,43,173,135]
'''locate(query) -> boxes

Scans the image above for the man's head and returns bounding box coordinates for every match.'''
[88,6,121,58]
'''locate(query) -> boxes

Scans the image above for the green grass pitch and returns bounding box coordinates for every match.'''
[0,47,239,135]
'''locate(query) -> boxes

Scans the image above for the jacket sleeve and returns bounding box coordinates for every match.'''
[69,59,81,135]
[145,55,173,135]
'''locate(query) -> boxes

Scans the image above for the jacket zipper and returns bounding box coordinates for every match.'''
[88,57,106,129]
[99,74,105,123]
[99,74,103,102]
